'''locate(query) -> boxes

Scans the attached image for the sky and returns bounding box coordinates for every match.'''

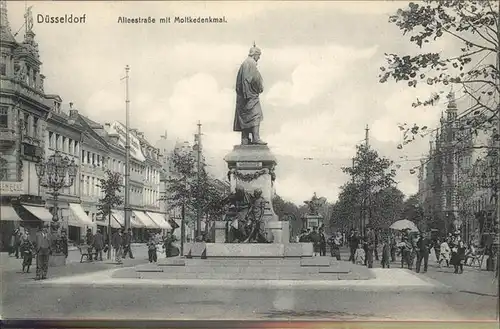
[5,0,482,204]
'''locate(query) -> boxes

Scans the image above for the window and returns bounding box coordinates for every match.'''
[0,62,6,76]
[22,113,29,135]
[33,117,38,138]
[0,106,7,128]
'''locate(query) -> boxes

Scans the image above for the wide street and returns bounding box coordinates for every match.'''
[1,246,498,322]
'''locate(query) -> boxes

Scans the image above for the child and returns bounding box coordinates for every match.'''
[147,237,157,263]
[354,243,365,265]
[20,234,34,273]
[381,238,391,268]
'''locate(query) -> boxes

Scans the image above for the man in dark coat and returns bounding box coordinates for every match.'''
[415,231,431,273]
[85,228,94,261]
[309,227,321,256]
[366,227,376,268]
[93,229,105,261]
[348,229,359,263]
[111,229,123,264]
[35,224,51,280]
[233,44,266,145]
[319,227,327,256]
[123,228,134,259]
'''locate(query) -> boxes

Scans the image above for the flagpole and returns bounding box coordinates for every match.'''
[124,65,131,231]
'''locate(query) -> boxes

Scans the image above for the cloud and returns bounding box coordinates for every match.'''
[266,45,378,107]
[371,85,451,144]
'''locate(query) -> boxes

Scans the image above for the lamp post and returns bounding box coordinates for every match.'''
[35,151,78,263]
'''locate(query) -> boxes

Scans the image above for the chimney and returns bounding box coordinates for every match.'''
[68,102,79,118]
[105,123,111,128]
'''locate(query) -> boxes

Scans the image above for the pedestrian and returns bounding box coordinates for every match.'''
[451,235,466,274]
[122,228,134,259]
[60,229,68,259]
[147,236,158,263]
[354,243,365,265]
[309,227,321,256]
[329,233,341,260]
[348,230,358,263]
[35,224,51,280]
[111,229,123,264]
[319,227,327,256]
[366,226,376,268]
[20,232,34,273]
[390,234,397,262]
[398,235,413,270]
[85,228,94,261]
[298,229,309,242]
[381,237,391,268]
[10,228,22,258]
[93,229,104,261]
[415,232,431,273]
[438,238,451,268]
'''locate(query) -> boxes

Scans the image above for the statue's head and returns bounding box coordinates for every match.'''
[254,188,262,198]
[248,44,262,62]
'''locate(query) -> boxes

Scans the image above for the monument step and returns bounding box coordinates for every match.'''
[185,258,311,266]
[137,271,357,281]
[137,266,325,274]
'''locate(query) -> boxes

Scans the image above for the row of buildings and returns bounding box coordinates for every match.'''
[0,2,228,248]
[417,91,498,245]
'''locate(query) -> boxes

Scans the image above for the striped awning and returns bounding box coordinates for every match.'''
[22,205,52,222]
[0,206,22,221]
[146,212,172,230]
[132,210,159,229]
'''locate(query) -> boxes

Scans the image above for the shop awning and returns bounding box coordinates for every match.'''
[146,212,172,230]
[0,206,22,221]
[22,205,53,222]
[111,210,125,228]
[68,203,95,228]
[116,210,144,228]
[132,210,159,229]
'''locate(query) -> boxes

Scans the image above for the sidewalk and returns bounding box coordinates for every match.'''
[1,244,148,273]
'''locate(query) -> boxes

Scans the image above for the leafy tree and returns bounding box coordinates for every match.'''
[402,194,426,229]
[371,187,405,229]
[330,182,361,231]
[97,170,123,260]
[380,0,499,176]
[165,148,226,238]
[340,145,398,231]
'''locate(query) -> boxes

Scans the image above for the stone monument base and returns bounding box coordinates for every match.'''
[185,242,313,258]
[214,221,290,244]
[49,254,66,267]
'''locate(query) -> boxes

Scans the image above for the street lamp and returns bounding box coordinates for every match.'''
[35,151,78,258]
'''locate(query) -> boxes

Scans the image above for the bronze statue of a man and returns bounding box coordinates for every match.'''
[233,44,267,146]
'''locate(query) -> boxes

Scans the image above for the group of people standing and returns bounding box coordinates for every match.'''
[146,232,178,263]
[297,226,328,256]
[435,231,467,274]
[10,224,58,280]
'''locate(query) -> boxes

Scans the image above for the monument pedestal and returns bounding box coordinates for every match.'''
[224,144,289,243]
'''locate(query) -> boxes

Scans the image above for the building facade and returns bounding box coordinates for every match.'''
[418,92,496,242]
[0,2,53,248]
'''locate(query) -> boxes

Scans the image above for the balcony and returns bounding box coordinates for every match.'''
[81,163,105,176]
[0,128,16,144]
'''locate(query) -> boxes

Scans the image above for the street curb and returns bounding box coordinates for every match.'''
[23,278,454,292]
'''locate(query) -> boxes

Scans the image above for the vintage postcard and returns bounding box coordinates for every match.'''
[0,0,498,327]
